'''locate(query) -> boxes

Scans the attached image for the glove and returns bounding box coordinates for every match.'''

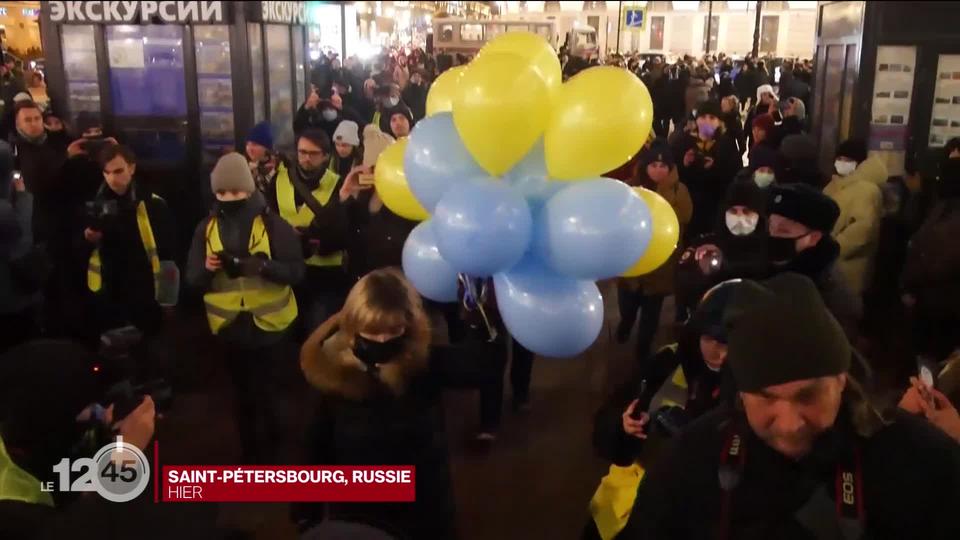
[240,255,268,278]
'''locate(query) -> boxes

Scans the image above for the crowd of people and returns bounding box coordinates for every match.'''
[0,43,958,540]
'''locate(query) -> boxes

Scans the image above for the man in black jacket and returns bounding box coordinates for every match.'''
[619,273,960,540]
[80,145,173,341]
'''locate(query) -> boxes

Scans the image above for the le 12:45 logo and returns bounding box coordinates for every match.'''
[44,438,150,503]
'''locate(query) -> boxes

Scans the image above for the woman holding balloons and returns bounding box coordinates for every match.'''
[617,140,693,365]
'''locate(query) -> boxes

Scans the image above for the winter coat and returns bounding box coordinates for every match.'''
[617,402,960,540]
[401,82,428,121]
[344,191,416,282]
[824,156,886,295]
[300,316,502,540]
[623,169,693,296]
[13,135,68,248]
[0,189,38,314]
[186,194,305,348]
[901,197,960,318]
[721,111,746,157]
[673,132,742,241]
[774,236,862,340]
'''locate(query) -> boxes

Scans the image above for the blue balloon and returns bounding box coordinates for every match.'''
[434,178,532,276]
[503,139,561,212]
[493,257,603,358]
[402,221,459,302]
[404,112,487,212]
[536,178,652,279]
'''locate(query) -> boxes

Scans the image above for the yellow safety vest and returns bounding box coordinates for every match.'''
[0,435,54,507]
[203,215,298,335]
[648,344,689,410]
[87,196,162,299]
[275,163,343,267]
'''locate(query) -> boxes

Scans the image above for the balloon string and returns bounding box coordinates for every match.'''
[459,274,498,343]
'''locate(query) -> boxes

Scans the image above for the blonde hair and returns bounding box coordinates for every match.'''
[339,268,431,361]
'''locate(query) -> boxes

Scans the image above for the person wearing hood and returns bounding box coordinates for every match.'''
[298,269,502,539]
[330,120,363,180]
[245,121,278,196]
[823,140,884,297]
[747,142,778,189]
[617,141,693,365]
[777,134,825,188]
[616,273,960,540]
[777,97,806,143]
[379,103,414,139]
[369,83,403,129]
[673,100,742,242]
[401,69,429,121]
[767,183,862,339]
[187,152,305,463]
[901,156,960,363]
[267,129,350,333]
[715,177,770,279]
[79,145,174,343]
[0,141,39,350]
[745,84,778,150]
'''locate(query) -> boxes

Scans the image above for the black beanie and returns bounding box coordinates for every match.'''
[725,178,767,214]
[768,183,840,233]
[379,103,414,137]
[696,100,723,118]
[835,139,868,164]
[639,138,675,170]
[687,279,743,342]
[724,273,851,393]
[748,144,778,172]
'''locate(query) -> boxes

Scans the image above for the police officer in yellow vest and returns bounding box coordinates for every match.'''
[187,152,304,463]
[82,145,173,340]
[266,129,350,332]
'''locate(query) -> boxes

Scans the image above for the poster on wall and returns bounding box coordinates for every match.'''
[869,46,916,176]
[928,54,960,148]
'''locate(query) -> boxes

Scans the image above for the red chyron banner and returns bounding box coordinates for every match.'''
[162,466,416,502]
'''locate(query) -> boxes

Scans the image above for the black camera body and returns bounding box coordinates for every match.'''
[97,326,173,420]
[216,250,246,278]
[652,405,690,437]
[85,199,120,230]
[691,150,707,169]
[81,137,109,159]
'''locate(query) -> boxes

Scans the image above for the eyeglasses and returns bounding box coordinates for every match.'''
[297,149,325,158]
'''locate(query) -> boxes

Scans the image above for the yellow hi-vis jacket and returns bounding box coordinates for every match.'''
[0,435,53,507]
[275,164,343,267]
[87,196,162,298]
[203,215,298,335]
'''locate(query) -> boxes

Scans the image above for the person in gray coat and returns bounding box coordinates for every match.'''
[0,140,40,351]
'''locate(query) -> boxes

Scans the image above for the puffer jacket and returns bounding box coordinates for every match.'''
[824,155,886,295]
[624,168,694,296]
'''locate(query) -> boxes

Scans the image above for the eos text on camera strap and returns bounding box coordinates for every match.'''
[716,425,864,540]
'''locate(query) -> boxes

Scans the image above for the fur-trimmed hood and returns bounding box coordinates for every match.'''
[300,315,429,401]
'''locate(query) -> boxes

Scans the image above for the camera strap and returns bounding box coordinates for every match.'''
[716,424,864,540]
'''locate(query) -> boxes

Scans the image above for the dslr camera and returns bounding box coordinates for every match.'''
[97,326,173,420]
[215,250,246,279]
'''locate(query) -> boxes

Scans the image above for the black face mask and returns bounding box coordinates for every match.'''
[768,234,803,264]
[353,335,406,368]
[217,199,247,216]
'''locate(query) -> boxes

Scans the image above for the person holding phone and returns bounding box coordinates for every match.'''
[899,373,960,443]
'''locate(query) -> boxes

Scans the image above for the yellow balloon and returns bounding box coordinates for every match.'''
[453,53,550,176]
[374,138,429,221]
[479,31,561,92]
[545,66,653,180]
[622,187,679,277]
[426,65,468,117]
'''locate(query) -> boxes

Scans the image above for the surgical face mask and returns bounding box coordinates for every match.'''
[834,159,857,177]
[353,334,406,368]
[386,96,400,108]
[768,234,805,263]
[321,108,338,122]
[753,171,775,188]
[697,121,717,139]
[725,211,759,236]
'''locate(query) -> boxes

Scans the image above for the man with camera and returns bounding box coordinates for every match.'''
[267,128,349,333]
[187,152,304,463]
[79,145,173,344]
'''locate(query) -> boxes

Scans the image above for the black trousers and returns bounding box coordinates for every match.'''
[617,283,665,367]
[223,340,285,464]
[478,338,535,432]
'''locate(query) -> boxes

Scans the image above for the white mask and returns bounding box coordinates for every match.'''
[725,211,759,236]
[835,159,857,177]
[753,171,775,188]
[387,96,400,108]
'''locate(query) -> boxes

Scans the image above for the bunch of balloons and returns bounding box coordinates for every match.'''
[376,31,679,358]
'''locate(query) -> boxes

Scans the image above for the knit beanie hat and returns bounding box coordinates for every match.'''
[768,183,840,233]
[246,121,274,151]
[835,139,867,164]
[379,103,414,136]
[687,279,743,343]
[696,100,723,119]
[13,92,32,104]
[724,273,851,393]
[748,143,778,172]
[211,152,255,194]
[332,120,360,147]
[639,138,675,169]
[725,178,767,214]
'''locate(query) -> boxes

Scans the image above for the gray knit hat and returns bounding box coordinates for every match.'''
[211,152,254,194]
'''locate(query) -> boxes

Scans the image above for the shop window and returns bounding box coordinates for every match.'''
[760,15,779,54]
[61,25,100,125]
[266,25,294,151]
[248,23,265,124]
[106,25,186,117]
[460,24,483,42]
[702,15,719,53]
[439,24,454,42]
[293,27,306,111]
[194,25,234,162]
[649,16,664,50]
